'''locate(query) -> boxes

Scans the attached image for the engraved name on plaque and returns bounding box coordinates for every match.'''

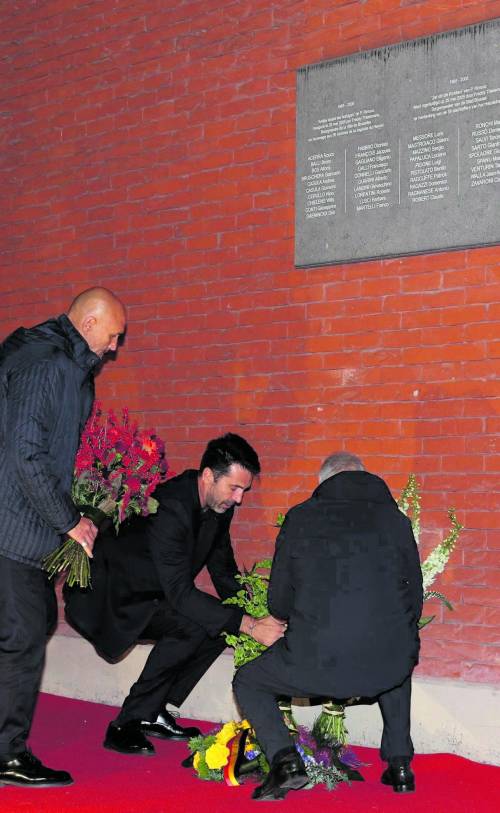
[295,20,500,266]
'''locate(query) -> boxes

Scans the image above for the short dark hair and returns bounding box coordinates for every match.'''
[199,433,261,479]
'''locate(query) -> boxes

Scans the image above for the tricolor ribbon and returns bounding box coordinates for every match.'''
[223,729,248,786]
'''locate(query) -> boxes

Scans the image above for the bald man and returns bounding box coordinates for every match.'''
[0,288,126,787]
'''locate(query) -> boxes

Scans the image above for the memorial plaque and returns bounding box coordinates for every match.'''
[295,20,500,266]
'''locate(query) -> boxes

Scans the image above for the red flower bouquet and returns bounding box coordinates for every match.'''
[43,403,170,587]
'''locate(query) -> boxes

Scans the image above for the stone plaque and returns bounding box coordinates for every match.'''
[295,20,500,266]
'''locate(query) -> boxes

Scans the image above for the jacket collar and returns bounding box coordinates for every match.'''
[313,470,396,505]
[56,314,101,374]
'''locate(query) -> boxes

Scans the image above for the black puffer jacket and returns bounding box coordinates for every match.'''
[0,314,99,567]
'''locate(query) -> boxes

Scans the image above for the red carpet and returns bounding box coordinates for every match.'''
[0,693,498,812]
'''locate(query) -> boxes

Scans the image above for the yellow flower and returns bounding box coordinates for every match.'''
[205,742,230,770]
[240,719,251,730]
[217,722,238,745]
[193,752,201,771]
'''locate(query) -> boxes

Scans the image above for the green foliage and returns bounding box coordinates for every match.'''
[198,765,223,782]
[188,734,215,752]
[187,734,223,782]
[258,752,270,775]
[223,632,267,668]
[223,558,272,618]
[222,559,273,666]
[418,590,454,629]
[303,760,346,791]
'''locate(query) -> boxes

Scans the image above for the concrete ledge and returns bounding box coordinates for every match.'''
[42,633,500,766]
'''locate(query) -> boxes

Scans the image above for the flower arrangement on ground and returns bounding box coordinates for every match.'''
[43,403,169,588]
[187,720,263,783]
[187,714,355,789]
[187,473,462,787]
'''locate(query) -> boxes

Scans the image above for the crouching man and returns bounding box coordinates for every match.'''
[65,433,285,754]
[233,452,423,801]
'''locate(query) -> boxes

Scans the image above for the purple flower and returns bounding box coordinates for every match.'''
[315,748,331,766]
[337,745,365,769]
[297,726,315,750]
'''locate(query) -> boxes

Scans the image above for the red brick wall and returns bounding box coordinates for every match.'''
[1,0,499,684]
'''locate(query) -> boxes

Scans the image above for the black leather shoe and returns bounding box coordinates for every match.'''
[381,763,415,793]
[0,750,73,787]
[103,721,155,755]
[141,710,201,741]
[252,749,308,801]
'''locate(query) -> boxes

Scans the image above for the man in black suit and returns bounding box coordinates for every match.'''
[233,452,423,801]
[65,433,286,755]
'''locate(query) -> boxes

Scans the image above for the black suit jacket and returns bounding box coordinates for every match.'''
[267,470,423,698]
[65,470,244,659]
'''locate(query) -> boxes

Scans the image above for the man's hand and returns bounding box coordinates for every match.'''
[240,614,287,647]
[67,517,98,558]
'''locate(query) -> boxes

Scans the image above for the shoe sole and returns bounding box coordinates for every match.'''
[254,777,309,801]
[103,742,155,756]
[142,731,190,741]
[0,779,74,788]
[381,778,415,793]
[141,724,201,741]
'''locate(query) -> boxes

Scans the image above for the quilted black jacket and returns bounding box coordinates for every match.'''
[267,470,423,697]
[0,314,99,567]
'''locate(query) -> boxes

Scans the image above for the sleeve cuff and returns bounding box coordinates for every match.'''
[223,607,244,636]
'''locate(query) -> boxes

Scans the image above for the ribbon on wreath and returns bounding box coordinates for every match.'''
[223,728,249,786]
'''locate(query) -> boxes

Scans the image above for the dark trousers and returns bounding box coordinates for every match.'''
[233,649,414,764]
[0,555,57,759]
[116,609,227,725]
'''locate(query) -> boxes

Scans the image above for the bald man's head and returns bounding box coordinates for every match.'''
[67,287,126,358]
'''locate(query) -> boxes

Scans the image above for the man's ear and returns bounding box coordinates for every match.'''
[81,314,97,336]
[200,467,215,486]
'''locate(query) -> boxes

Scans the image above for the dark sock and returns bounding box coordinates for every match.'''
[389,756,411,767]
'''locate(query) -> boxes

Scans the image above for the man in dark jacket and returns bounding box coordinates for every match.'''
[65,433,286,756]
[233,452,423,801]
[0,288,126,788]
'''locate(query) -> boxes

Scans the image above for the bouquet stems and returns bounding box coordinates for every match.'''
[43,538,91,588]
[312,701,348,746]
[278,699,299,734]
[43,505,107,589]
